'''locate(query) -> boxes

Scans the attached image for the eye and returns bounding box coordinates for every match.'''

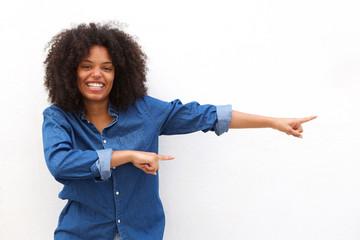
[81,65,91,70]
[104,67,113,71]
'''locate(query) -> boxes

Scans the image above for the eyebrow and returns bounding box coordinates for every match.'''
[82,60,113,64]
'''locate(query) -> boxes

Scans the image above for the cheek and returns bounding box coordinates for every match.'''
[76,75,87,94]
[76,77,82,89]
[107,75,115,88]
[77,72,89,87]
[77,71,87,82]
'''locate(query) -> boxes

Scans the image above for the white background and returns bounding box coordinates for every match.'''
[1,0,360,239]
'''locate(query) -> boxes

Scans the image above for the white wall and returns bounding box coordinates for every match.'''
[1,0,360,239]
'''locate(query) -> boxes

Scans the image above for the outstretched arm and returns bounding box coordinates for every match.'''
[229,110,317,138]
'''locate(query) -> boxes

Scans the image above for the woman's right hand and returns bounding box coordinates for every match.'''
[130,151,175,175]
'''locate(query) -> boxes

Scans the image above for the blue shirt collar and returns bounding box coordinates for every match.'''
[79,102,119,120]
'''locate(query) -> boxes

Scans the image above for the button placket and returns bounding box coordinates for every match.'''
[101,132,107,147]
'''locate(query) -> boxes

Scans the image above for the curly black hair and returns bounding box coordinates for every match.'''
[44,22,148,112]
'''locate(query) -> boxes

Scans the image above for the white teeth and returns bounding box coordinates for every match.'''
[87,83,104,88]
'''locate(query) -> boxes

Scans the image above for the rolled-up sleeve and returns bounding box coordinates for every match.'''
[94,149,113,181]
[214,105,232,136]
[43,107,107,183]
[140,95,232,136]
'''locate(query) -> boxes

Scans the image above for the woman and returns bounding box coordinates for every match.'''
[43,22,316,240]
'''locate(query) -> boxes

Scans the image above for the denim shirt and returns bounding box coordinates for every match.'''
[42,95,232,240]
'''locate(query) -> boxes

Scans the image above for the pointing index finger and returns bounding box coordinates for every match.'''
[300,115,317,124]
[158,155,175,161]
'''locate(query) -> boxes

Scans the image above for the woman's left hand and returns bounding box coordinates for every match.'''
[272,116,317,138]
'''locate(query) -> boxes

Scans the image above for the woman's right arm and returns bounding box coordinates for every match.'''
[111,151,174,175]
[43,107,173,181]
[43,109,108,181]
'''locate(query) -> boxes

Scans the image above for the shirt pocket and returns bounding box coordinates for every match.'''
[117,128,150,151]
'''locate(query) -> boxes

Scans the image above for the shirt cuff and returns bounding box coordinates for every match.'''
[214,105,232,136]
[92,149,113,181]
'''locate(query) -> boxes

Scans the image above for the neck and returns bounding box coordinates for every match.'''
[83,99,110,121]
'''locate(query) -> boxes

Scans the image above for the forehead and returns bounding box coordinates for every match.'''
[83,45,112,61]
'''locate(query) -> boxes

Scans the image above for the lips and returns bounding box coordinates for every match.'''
[86,82,105,90]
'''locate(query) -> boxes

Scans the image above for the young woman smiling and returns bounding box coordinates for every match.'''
[42,22,316,240]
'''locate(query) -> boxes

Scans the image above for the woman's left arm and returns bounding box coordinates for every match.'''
[229,110,317,138]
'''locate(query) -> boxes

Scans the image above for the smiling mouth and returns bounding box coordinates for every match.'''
[86,82,104,89]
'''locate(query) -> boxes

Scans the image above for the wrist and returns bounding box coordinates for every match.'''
[111,150,134,168]
[128,150,137,164]
[268,117,278,129]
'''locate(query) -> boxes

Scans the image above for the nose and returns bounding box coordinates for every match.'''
[91,68,101,78]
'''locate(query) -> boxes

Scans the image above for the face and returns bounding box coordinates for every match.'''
[77,45,115,106]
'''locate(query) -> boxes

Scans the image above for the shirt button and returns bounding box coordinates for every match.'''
[118,219,121,224]
[103,140,107,143]
[87,120,90,124]
[113,167,116,170]
[116,191,119,195]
